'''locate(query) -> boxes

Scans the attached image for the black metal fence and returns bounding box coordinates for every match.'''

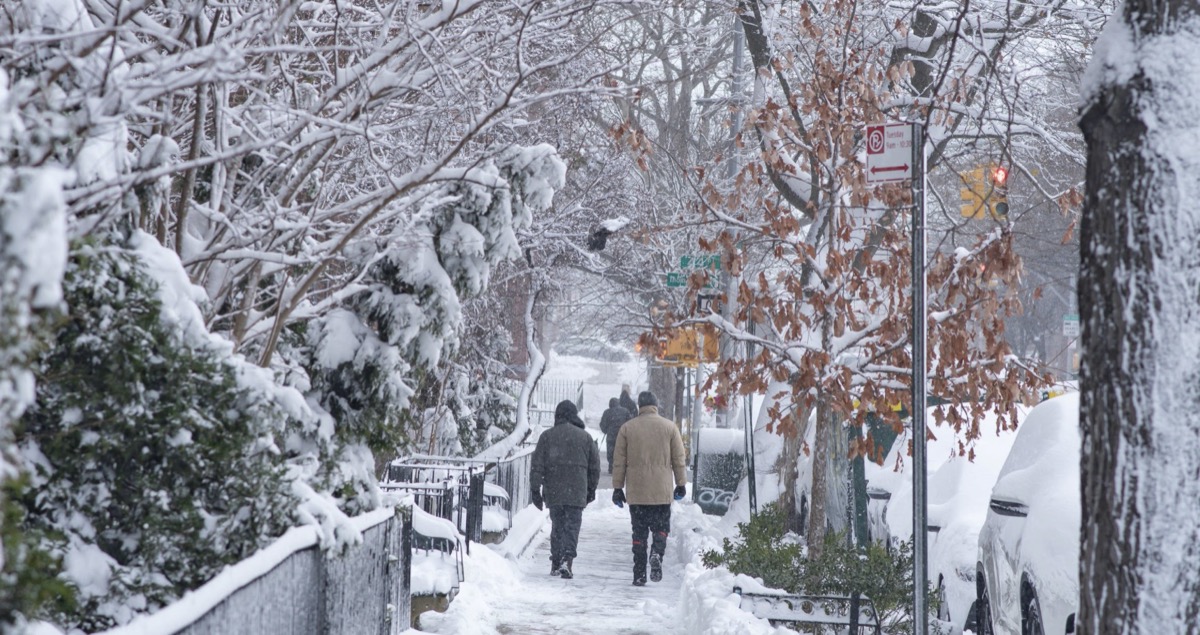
[489,444,536,512]
[732,588,883,634]
[382,457,489,553]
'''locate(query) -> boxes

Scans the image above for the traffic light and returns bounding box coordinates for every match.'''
[988,165,1009,219]
[960,163,1009,220]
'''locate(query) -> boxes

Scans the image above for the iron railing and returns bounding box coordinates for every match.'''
[382,457,489,553]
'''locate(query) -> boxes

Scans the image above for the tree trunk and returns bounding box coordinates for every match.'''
[808,397,834,556]
[1079,2,1200,631]
[779,403,811,533]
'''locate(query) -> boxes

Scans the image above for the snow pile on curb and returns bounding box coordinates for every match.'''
[677,564,791,634]
[495,504,548,560]
[416,543,522,634]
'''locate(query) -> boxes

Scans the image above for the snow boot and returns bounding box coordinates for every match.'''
[649,553,662,582]
[551,559,561,576]
[632,574,647,587]
[559,559,573,579]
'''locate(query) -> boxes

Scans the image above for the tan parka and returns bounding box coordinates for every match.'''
[612,405,687,505]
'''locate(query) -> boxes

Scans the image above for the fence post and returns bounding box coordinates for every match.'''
[386,505,413,635]
[468,471,484,545]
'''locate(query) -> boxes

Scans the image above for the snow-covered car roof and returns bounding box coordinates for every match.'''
[880,405,1026,542]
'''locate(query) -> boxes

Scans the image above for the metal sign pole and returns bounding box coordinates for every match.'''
[910,122,929,635]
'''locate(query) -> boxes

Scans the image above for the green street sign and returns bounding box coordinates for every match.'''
[680,254,720,270]
[666,272,715,288]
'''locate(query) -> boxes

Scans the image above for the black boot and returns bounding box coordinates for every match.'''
[559,559,573,579]
[649,553,662,582]
[633,549,647,586]
[550,558,561,576]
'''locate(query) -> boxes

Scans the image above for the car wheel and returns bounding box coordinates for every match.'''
[976,574,995,635]
[1022,588,1045,635]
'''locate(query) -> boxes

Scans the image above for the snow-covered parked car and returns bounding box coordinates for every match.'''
[868,405,1026,632]
[976,392,1080,635]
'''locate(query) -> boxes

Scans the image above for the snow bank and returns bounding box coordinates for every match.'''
[677,565,792,635]
[415,541,523,635]
[494,504,548,560]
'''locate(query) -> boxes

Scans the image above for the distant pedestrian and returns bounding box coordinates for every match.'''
[530,400,601,579]
[599,398,632,474]
[611,391,687,586]
[619,384,638,424]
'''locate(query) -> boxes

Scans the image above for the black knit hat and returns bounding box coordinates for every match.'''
[637,391,658,408]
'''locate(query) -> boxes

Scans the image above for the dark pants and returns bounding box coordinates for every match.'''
[549,505,584,564]
[606,439,616,473]
[629,504,671,576]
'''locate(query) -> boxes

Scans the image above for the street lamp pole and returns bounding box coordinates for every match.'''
[910,122,929,635]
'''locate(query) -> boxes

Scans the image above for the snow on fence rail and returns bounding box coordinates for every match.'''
[95,506,413,635]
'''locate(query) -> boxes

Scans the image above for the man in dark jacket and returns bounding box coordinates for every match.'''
[599,398,631,474]
[619,384,638,424]
[530,400,600,579]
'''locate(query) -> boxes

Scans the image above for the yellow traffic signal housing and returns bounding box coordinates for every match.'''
[960,164,1010,220]
[987,164,1009,219]
[960,167,987,218]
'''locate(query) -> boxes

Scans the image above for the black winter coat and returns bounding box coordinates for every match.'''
[600,406,631,453]
[531,408,600,507]
[619,391,638,422]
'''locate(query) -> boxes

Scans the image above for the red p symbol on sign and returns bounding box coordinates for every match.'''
[866,125,885,155]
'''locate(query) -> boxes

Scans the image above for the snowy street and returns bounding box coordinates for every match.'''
[420,490,725,635]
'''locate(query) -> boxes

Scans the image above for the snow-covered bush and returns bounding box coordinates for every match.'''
[0,62,71,626]
[16,240,298,631]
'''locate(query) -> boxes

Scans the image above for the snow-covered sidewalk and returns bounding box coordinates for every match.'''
[419,490,718,634]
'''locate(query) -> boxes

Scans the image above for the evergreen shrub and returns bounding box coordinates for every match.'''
[17,242,296,631]
[703,503,929,633]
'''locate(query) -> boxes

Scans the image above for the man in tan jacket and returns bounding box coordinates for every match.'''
[611,390,687,586]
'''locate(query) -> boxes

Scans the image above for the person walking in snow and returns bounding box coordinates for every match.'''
[599,397,631,474]
[530,400,601,579]
[619,384,638,424]
[611,391,687,586]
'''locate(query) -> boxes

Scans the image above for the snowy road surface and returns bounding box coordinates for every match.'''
[421,491,708,635]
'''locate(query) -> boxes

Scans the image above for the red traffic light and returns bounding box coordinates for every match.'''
[990,166,1008,186]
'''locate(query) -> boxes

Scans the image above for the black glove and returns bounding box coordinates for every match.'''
[673,485,687,501]
[531,490,544,511]
[612,488,626,508]
[587,490,596,504]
